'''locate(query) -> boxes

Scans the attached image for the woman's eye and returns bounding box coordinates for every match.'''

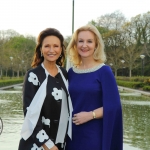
[79,41,83,43]
[88,41,92,43]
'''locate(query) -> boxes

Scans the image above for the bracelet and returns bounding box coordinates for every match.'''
[92,111,96,119]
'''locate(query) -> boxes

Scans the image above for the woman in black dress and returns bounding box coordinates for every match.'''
[18,28,72,150]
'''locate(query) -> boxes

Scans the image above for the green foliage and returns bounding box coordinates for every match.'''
[88,20,109,34]
[116,76,150,82]
[116,76,150,91]
[143,78,150,85]
[143,86,150,91]
[0,79,23,87]
[1,34,36,73]
[88,11,150,77]
[116,80,143,89]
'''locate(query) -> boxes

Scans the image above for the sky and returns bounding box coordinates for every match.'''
[0,0,150,38]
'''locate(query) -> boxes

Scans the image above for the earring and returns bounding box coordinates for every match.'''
[41,52,43,57]
[59,55,62,58]
[94,48,96,51]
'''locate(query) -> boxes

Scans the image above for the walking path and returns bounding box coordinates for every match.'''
[118,86,150,97]
[0,84,150,97]
[0,83,23,90]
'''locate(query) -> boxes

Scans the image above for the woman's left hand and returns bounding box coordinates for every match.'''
[72,111,93,125]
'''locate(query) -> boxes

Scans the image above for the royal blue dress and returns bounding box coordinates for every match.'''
[65,64,123,150]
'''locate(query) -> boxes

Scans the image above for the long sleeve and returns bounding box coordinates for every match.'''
[22,70,54,148]
[22,71,39,116]
[100,66,123,150]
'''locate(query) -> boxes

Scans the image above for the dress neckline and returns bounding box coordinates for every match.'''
[72,63,105,74]
[41,63,59,78]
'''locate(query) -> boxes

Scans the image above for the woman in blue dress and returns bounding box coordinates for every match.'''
[18,28,73,150]
[65,24,123,150]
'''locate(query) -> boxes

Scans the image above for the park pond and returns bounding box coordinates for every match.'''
[0,87,150,150]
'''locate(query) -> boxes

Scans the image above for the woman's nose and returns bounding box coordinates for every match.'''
[49,47,53,52]
[82,42,87,47]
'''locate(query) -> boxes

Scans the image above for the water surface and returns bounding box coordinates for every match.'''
[0,90,150,150]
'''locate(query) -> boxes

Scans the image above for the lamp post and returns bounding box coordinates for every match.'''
[10,56,13,78]
[72,0,74,34]
[110,63,113,67]
[110,63,114,75]
[140,55,145,76]
[66,0,74,71]
[121,60,125,76]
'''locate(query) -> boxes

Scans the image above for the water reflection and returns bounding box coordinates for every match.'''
[0,90,150,150]
[0,92,23,150]
[121,95,150,150]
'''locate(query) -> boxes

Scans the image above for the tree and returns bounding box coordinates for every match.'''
[97,11,126,30]
[120,21,142,77]
[95,11,126,76]
[3,35,36,77]
[104,30,124,76]
[130,12,150,57]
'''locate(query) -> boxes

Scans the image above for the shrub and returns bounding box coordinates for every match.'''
[143,86,150,91]
[0,79,23,87]
[116,80,143,89]
[116,76,150,82]
[143,79,150,85]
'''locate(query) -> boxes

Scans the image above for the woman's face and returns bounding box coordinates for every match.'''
[41,36,62,63]
[77,31,96,59]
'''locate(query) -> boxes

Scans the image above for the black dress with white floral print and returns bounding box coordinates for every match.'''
[18,65,68,150]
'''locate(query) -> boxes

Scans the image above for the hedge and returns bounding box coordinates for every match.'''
[116,80,143,89]
[143,86,150,91]
[116,76,150,82]
[0,79,23,87]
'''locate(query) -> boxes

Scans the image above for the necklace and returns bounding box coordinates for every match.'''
[73,63,105,74]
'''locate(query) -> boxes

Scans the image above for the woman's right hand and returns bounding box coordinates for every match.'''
[43,144,58,150]
[50,145,58,150]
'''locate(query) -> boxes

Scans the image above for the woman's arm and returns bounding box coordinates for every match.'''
[22,71,54,148]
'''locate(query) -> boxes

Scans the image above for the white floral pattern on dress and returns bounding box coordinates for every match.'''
[42,116,50,127]
[31,143,44,150]
[28,72,39,86]
[51,88,62,100]
[36,129,48,142]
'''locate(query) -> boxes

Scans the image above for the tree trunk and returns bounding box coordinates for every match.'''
[129,69,132,77]
[17,70,19,78]
[115,69,117,77]
[5,70,8,77]
[13,71,14,77]
[0,68,2,78]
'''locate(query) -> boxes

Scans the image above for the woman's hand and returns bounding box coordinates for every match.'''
[50,145,58,150]
[43,144,58,150]
[72,111,93,125]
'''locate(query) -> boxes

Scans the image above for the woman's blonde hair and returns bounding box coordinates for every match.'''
[67,24,106,66]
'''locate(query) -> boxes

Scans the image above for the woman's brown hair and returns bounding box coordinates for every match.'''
[31,28,65,67]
